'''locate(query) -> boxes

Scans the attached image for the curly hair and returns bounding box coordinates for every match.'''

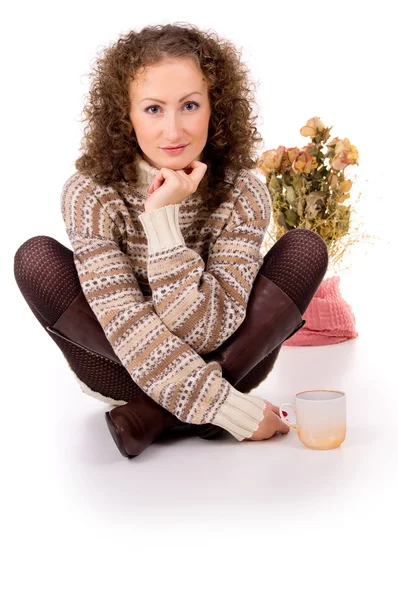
[75,22,264,210]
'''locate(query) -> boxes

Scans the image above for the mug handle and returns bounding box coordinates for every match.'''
[279,403,299,433]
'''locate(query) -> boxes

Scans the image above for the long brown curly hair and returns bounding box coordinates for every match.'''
[75,22,264,210]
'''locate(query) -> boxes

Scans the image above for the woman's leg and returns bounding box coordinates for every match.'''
[235,228,328,393]
[13,235,143,405]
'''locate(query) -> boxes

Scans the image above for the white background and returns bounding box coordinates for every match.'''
[2,1,397,598]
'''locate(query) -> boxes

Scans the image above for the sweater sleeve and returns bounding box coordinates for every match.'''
[60,172,266,441]
[138,170,272,354]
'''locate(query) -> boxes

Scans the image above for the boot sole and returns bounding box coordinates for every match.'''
[195,424,225,440]
[105,412,135,459]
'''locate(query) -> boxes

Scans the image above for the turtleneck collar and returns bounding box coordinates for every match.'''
[127,154,159,198]
[135,155,160,187]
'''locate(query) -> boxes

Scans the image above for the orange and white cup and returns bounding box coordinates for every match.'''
[279,389,346,450]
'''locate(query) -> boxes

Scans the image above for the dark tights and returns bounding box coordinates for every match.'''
[13,229,328,400]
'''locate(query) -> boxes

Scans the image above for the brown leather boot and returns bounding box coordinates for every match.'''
[200,274,305,387]
[104,391,184,458]
[48,275,305,457]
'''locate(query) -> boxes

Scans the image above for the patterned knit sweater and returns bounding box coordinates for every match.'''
[60,155,273,441]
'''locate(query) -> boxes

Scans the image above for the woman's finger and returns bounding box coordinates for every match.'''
[178,160,207,183]
[148,173,165,193]
[267,410,290,435]
[278,417,291,434]
[264,399,281,417]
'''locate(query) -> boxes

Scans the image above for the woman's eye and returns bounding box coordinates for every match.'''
[145,102,199,114]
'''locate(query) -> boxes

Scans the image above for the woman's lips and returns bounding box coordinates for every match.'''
[161,145,188,155]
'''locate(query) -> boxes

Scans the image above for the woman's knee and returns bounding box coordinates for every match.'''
[282,228,329,268]
[14,235,72,286]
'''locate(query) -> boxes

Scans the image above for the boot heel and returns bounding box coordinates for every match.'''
[105,412,135,458]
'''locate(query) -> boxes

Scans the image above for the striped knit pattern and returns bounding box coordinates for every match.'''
[60,155,273,440]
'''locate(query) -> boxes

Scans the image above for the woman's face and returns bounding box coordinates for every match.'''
[128,58,211,170]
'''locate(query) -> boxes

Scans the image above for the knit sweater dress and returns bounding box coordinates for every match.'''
[60,155,273,441]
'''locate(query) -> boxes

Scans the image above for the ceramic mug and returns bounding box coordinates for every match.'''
[279,389,346,450]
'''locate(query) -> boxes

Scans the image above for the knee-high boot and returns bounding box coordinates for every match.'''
[48,273,305,458]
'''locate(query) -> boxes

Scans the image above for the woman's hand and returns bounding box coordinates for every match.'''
[145,159,207,212]
[243,399,291,441]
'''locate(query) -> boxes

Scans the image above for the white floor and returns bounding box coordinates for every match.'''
[4,234,397,598]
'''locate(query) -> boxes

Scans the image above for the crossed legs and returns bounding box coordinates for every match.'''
[13,229,328,402]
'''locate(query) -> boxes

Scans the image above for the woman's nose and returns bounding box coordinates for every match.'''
[163,115,183,138]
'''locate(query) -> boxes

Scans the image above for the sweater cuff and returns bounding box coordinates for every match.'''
[138,204,186,253]
[211,384,265,441]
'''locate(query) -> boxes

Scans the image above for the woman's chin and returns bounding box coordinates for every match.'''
[160,155,195,169]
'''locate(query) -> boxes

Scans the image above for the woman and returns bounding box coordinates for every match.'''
[14,23,328,458]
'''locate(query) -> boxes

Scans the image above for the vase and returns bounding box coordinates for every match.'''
[282,275,358,346]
